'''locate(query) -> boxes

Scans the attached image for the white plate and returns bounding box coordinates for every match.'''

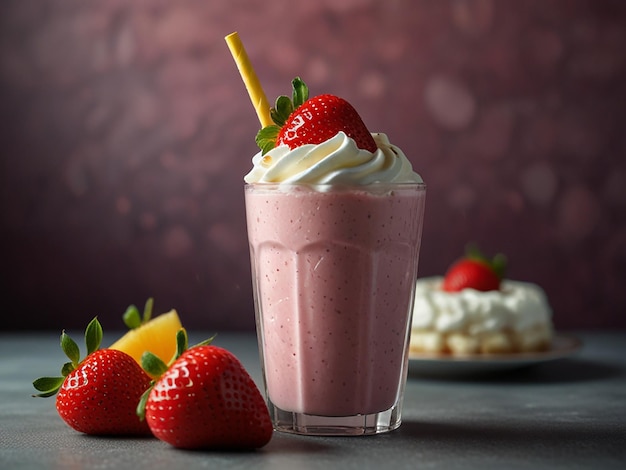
[408,334,583,377]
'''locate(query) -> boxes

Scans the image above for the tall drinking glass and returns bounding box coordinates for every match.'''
[245,182,426,435]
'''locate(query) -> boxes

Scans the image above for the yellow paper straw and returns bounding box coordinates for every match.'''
[225,32,273,128]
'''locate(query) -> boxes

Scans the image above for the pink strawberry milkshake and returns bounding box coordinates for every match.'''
[245,132,425,434]
[246,183,425,413]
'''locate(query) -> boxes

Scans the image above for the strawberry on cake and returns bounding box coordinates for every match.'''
[410,247,553,356]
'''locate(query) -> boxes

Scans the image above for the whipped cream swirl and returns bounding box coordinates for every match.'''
[412,277,552,334]
[244,132,422,185]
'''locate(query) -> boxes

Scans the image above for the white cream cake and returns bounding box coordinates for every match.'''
[410,276,553,355]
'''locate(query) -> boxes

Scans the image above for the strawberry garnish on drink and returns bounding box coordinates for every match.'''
[441,246,507,292]
[255,77,378,154]
[33,317,152,436]
[224,33,377,154]
[137,330,273,450]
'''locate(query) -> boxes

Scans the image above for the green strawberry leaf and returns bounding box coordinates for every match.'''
[175,329,188,359]
[85,317,103,356]
[61,361,74,376]
[491,253,507,279]
[32,376,65,398]
[35,316,105,399]
[122,304,142,329]
[465,244,507,279]
[271,96,294,127]
[135,328,218,421]
[142,297,154,323]
[192,333,217,349]
[33,389,61,399]
[291,76,308,108]
[61,331,80,366]
[141,351,169,378]
[255,77,310,153]
[122,298,155,330]
[256,125,280,155]
[136,387,152,421]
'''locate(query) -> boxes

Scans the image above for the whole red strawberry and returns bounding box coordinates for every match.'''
[442,246,507,292]
[138,333,272,450]
[256,77,377,154]
[33,317,152,435]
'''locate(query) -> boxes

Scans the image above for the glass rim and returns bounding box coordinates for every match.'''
[244,181,426,190]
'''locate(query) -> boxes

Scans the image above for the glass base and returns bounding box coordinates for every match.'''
[269,402,403,436]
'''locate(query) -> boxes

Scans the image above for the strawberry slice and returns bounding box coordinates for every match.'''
[442,246,507,292]
[256,77,377,154]
[138,331,273,450]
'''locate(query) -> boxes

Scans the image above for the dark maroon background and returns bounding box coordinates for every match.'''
[1,0,625,332]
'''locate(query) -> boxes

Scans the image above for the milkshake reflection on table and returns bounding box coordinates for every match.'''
[245,132,426,435]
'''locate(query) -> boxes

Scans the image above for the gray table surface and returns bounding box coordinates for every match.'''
[1,330,625,469]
